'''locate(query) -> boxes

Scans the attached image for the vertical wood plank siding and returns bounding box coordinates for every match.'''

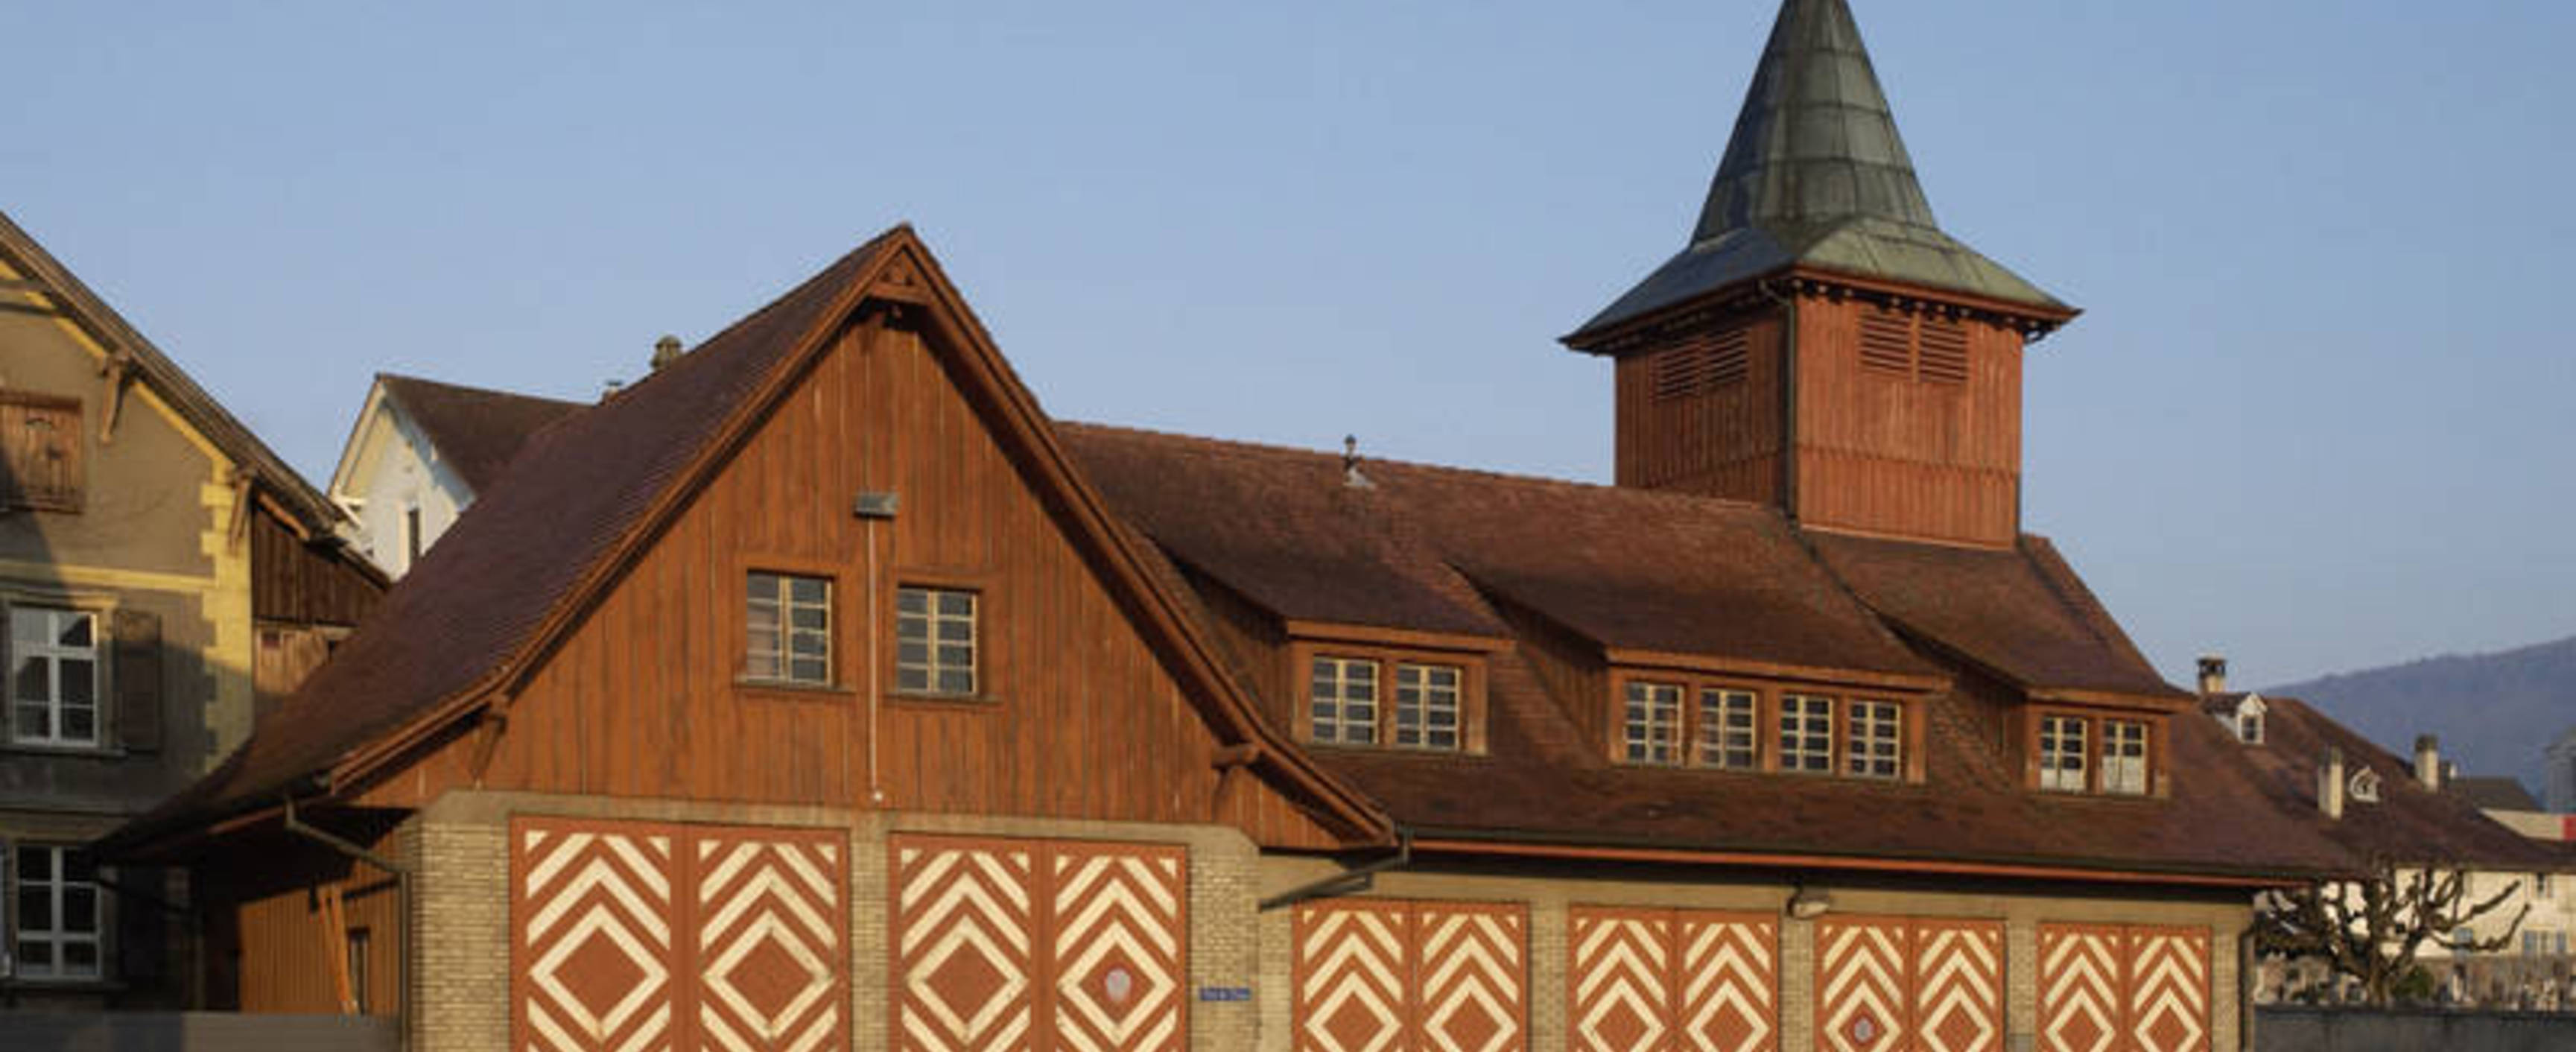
[206,834,405,1016]
[250,507,383,627]
[1792,301,2022,547]
[361,319,1336,849]
[1614,310,1786,501]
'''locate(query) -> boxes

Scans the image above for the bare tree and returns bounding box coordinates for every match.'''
[2253,858,2528,1006]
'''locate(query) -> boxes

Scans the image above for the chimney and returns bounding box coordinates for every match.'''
[1341,435,1374,489]
[2197,655,2229,696]
[2414,735,2443,791]
[651,335,685,371]
[2319,747,2346,820]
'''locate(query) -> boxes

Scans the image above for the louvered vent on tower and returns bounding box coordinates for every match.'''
[1856,305,1971,385]
[1651,324,1751,402]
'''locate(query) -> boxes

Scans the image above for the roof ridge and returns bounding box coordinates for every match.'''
[378,371,586,410]
[1056,419,1783,517]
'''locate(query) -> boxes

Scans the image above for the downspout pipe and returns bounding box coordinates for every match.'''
[282,795,413,1029]
[1260,828,1412,912]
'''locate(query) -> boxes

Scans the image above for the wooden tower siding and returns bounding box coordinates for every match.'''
[352,307,1340,849]
[1611,294,2026,548]
[1612,307,1788,503]
[1789,297,2023,548]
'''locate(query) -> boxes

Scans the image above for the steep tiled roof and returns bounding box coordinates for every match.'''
[375,374,585,493]
[110,232,904,843]
[1061,423,2354,881]
[2228,697,2566,870]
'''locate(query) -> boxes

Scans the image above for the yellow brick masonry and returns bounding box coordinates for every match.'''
[399,789,2247,1052]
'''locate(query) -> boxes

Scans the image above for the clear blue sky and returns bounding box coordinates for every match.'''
[7,1,2573,691]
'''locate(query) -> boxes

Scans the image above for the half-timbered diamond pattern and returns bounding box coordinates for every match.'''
[1295,899,1528,1052]
[892,834,1189,1052]
[1051,844,1188,1052]
[1911,922,2002,1052]
[2124,928,2209,1052]
[694,828,848,1052]
[1816,919,1909,1052]
[1675,913,1777,1052]
[513,817,850,1052]
[1569,907,1777,1052]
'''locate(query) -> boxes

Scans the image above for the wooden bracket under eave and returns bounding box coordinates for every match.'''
[225,468,257,551]
[95,350,133,445]
[466,704,513,789]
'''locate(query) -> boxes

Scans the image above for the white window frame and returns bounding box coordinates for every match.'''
[1622,681,1681,765]
[1845,700,1902,780]
[1309,656,1380,745]
[1392,662,1463,752]
[1696,688,1759,770]
[10,606,102,747]
[2040,715,2090,793]
[746,571,834,686]
[12,843,105,981]
[1780,694,1835,773]
[895,585,978,697]
[2102,719,2150,796]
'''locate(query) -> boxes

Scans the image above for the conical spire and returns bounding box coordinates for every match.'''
[1696,0,1934,239]
[1568,0,2068,346]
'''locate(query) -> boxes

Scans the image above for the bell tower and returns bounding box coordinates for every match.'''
[1564,0,2078,547]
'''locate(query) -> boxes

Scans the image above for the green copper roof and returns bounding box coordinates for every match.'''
[1571,0,2068,343]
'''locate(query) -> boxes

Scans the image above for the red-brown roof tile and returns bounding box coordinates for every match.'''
[2218,696,2566,870]
[376,374,586,493]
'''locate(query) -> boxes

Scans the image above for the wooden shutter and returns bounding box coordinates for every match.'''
[116,865,167,980]
[113,608,162,753]
[0,393,83,512]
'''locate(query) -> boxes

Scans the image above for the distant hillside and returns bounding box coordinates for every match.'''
[2268,636,2576,800]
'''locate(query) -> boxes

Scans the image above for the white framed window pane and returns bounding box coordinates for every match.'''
[1847,700,1901,779]
[2040,715,2089,792]
[2102,720,2148,796]
[1395,663,1462,752]
[9,609,101,746]
[747,574,832,685]
[1310,657,1379,744]
[896,586,977,696]
[15,845,103,981]
[1696,689,1758,770]
[1780,695,1833,773]
[1623,682,1681,765]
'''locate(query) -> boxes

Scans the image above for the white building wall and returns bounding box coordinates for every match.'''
[339,402,472,579]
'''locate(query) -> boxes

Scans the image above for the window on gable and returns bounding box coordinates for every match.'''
[10,607,99,747]
[2236,707,2265,744]
[1393,662,1463,752]
[14,844,104,980]
[0,393,83,513]
[1310,656,1380,745]
[1623,681,1682,765]
[1697,688,1759,770]
[2040,715,2089,793]
[1780,694,1835,773]
[895,586,977,696]
[2102,720,2150,796]
[1846,700,1903,780]
[746,572,832,686]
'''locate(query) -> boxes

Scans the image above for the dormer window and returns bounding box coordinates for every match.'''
[1611,675,1915,781]
[2228,695,2268,744]
[1301,644,1482,753]
[2349,767,2382,804]
[2033,709,2163,796]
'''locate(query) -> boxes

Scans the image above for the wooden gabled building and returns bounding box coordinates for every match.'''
[108,1,2362,1050]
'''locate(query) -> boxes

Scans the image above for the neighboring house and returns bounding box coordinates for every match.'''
[2194,666,2572,1005]
[0,209,381,1006]
[106,3,2358,1050]
[326,373,582,578]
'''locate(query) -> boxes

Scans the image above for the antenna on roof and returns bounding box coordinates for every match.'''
[651,335,684,371]
[1342,434,1374,490]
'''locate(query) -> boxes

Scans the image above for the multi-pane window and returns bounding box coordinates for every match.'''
[15,844,103,980]
[1697,689,1759,770]
[895,586,978,696]
[1780,694,1834,773]
[1393,663,1462,751]
[1310,657,1380,745]
[2102,720,2149,796]
[10,607,99,746]
[746,573,831,685]
[2040,715,2090,792]
[1846,700,1903,779]
[1623,682,1683,765]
